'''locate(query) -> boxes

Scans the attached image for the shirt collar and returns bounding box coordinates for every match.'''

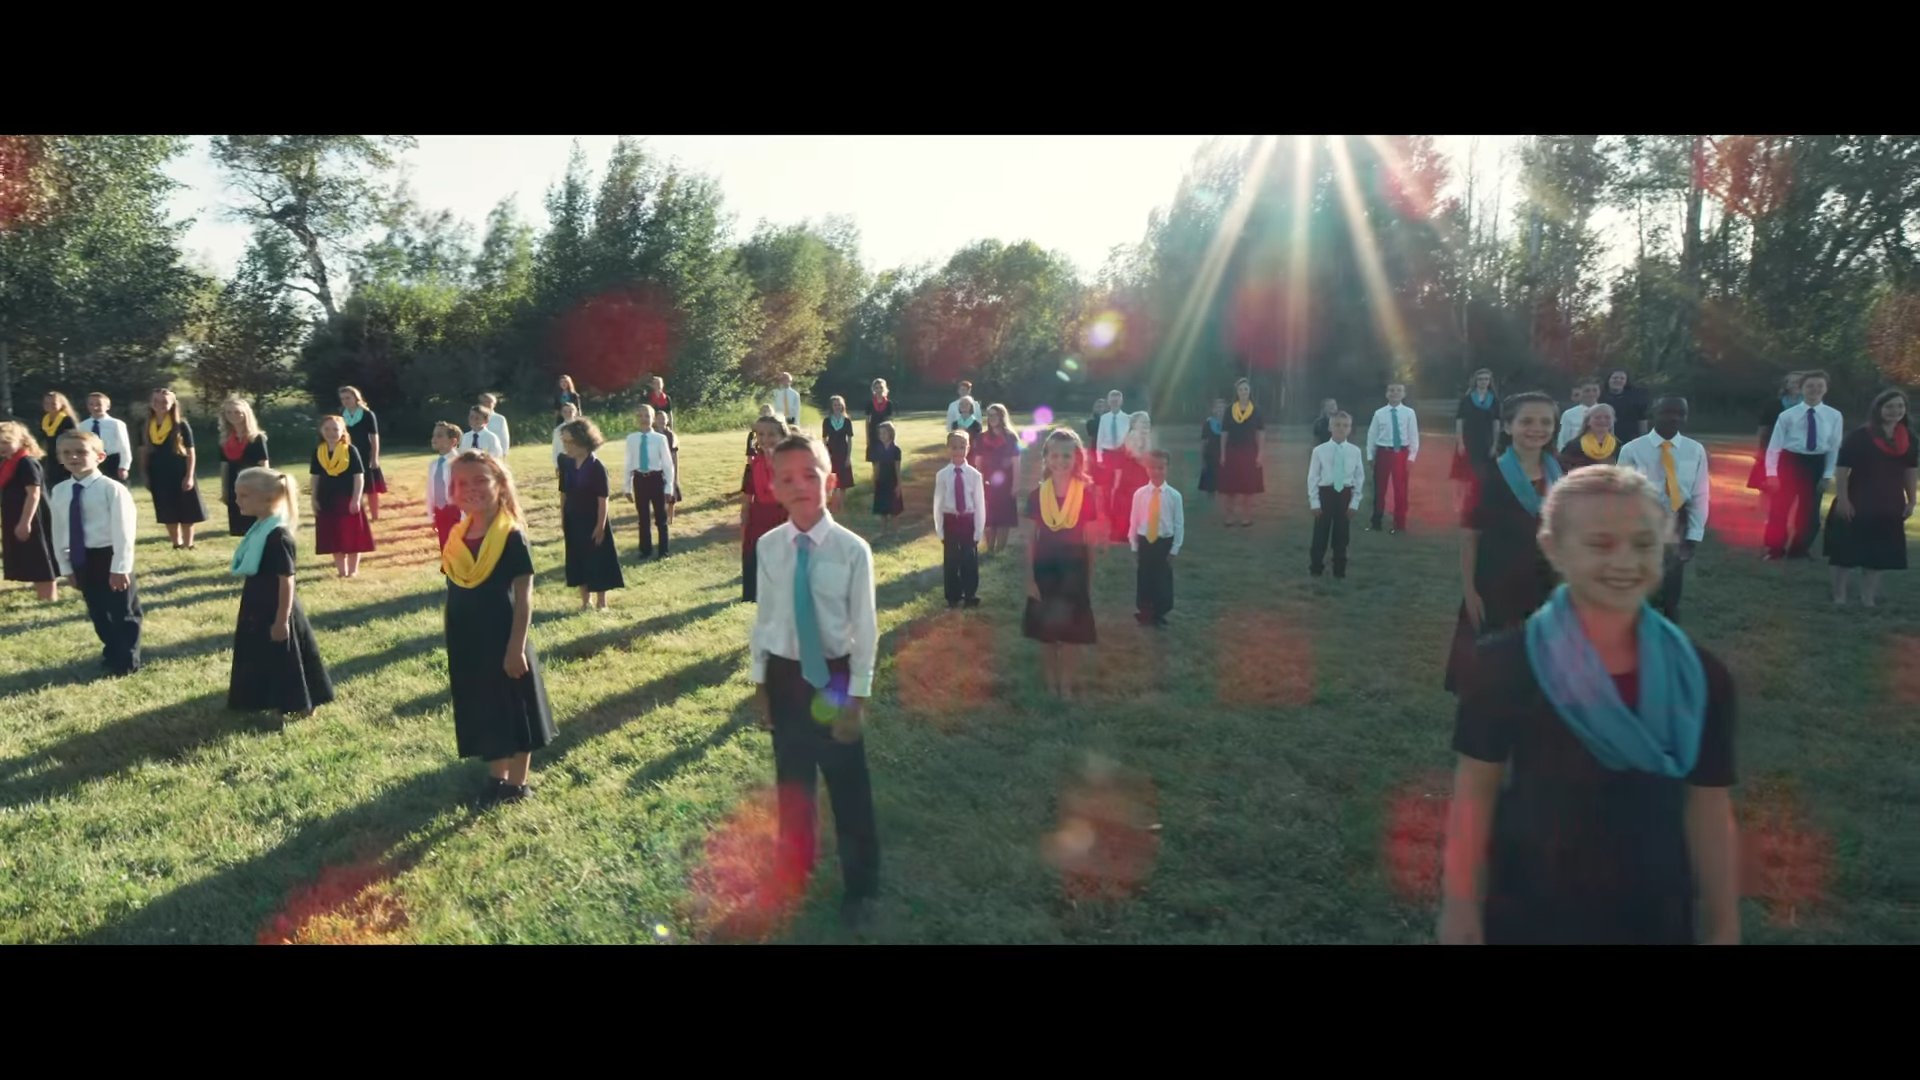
[71,470,99,488]
[795,511,835,546]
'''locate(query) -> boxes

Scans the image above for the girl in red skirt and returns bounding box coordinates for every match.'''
[1108,411,1153,544]
[740,417,790,603]
[309,415,376,578]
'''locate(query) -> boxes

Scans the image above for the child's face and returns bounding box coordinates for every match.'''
[223,404,244,428]
[1784,376,1803,398]
[1211,401,1226,418]
[338,390,357,410]
[1588,409,1615,436]
[562,434,587,460]
[452,462,500,518]
[42,394,58,413]
[1045,439,1075,475]
[1093,401,1108,415]
[959,403,974,419]
[1107,392,1123,410]
[1322,400,1338,416]
[1609,371,1629,393]
[320,419,345,444]
[1801,377,1828,404]
[1386,386,1405,405]
[1583,384,1601,405]
[88,397,108,417]
[234,483,274,519]
[650,378,664,393]
[948,439,968,465]
[653,413,670,433]
[1146,458,1167,485]
[150,391,171,415]
[635,407,654,430]
[1547,494,1666,613]
[469,412,486,432]
[559,405,577,423]
[754,421,782,449]
[1473,374,1492,392]
[777,374,792,388]
[1507,403,1557,452]
[1880,396,1908,427]
[431,431,454,454]
[1236,383,1251,402]
[0,434,18,456]
[1331,416,1352,441]
[771,447,829,516]
[60,442,103,478]
[832,400,846,415]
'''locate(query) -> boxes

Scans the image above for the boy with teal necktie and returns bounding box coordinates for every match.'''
[1308,412,1366,578]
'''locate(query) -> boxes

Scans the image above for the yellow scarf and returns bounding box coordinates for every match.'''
[40,411,69,438]
[442,508,517,589]
[1579,432,1618,460]
[1231,400,1254,424]
[316,438,352,477]
[149,414,175,448]
[1039,476,1085,531]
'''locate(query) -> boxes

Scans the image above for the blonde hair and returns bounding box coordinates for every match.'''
[947,429,972,450]
[219,397,262,443]
[450,450,525,526]
[829,395,847,413]
[757,404,776,418]
[1124,410,1154,456]
[43,391,75,416]
[470,403,494,424]
[337,385,367,407]
[876,420,897,442]
[236,467,301,534]
[478,392,499,408]
[985,402,1016,436]
[318,414,348,443]
[149,388,187,454]
[1579,402,1616,437]
[871,378,889,395]
[57,430,106,456]
[87,391,112,410]
[1539,465,1673,549]
[957,395,978,417]
[0,420,46,458]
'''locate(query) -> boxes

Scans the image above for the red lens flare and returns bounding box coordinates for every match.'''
[0,135,54,231]
[686,787,807,942]
[894,614,998,730]
[553,285,679,395]
[1699,136,1794,221]
[1738,785,1833,930]
[1213,610,1314,708]
[258,861,409,945]
[1888,635,1920,706]
[1382,769,1455,905]
[1044,757,1160,903]
[1705,449,1771,552]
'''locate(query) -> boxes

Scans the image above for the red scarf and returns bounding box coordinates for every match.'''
[222,435,248,463]
[0,447,29,490]
[750,454,777,504]
[1872,422,1912,458]
[871,396,889,414]
[979,429,1008,451]
[649,390,670,410]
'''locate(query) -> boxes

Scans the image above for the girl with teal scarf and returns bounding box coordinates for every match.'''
[227,468,335,718]
[1440,465,1740,945]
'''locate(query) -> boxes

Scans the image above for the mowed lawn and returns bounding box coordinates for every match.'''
[0,411,1915,944]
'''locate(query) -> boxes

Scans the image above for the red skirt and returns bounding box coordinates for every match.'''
[315,506,376,555]
[432,505,462,550]
[743,501,788,555]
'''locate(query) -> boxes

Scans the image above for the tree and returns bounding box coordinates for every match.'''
[193,226,311,401]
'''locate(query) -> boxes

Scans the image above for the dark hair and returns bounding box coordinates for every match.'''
[1651,395,1690,414]
[559,418,604,451]
[1501,390,1558,422]
[1149,449,1172,466]
[1868,388,1912,433]
[1799,369,1831,385]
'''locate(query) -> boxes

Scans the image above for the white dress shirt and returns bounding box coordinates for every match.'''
[1129,482,1185,555]
[551,424,568,463]
[621,430,677,497]
[1558,405,1590,453]
[1307,439,1367,510]
[932,463,987,543]
[50,472,138,576]
[486,412,511,455]
[83,414,132,468]
[1095,408,1129,461]
[751,511,878,697]
[461,428,504,456]
[1366,404,1420,462]
[771,386,802,423]
[1766,401,1844,480]
[426,451,459,516]
[1618,432,1710,543]
[945,397,979,431]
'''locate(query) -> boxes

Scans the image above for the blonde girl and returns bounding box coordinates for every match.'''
[37,391,78,487]
[141,387,208,548]
[0,420,60,600]
[227,468,334,717]
[1024,428,1101,699]
[336,385,386,521]
[309,414,375,578]
[823,394,856,513]
[218,397,271,537]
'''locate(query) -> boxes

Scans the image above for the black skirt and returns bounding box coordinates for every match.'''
[1,458,59,582]
[145,420,209,526]
[446,530,557,761]
[228,529,336,713]
[562,458,625,591]
[1824,510,1908,570]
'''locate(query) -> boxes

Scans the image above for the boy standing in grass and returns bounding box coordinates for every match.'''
[751,432,881,932]
[50,431,143,676]
[933,430,986,609]
[428,421,463,550]
[478,392,511,455]
[1618,397,1710,622]
[1129,449,1184,627]
[1366,383,1419,534]
[1307,411,1365,579]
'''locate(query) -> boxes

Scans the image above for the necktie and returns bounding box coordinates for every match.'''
[1390,407,1402,450]
[1660,441,1684,511]
[640,434,650,472]
[1331,445,1350,492]
[1147,486,1161,542]
[953,467,966,515]
[69,481,89,572]
[793,534,829,690]
[91,419,101,436]
[470,433,479,449]
[1806,408,1818,452]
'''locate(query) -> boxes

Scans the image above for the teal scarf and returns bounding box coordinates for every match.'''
[829,415,847,431]
[342,406,366,428]
[230,513,285,578]
[1524,585,1707,777]
[1779,394,1797,411]
[1207,417,1223,436]
[1497,447,1563,517]
[1469,389,1494,410]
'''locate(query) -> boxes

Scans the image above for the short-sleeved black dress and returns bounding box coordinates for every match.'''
[823,417,857,492]
[344,409,386,494]
[562,456,625,591]
[1824,425,1919,571]
[220,433,271,536]
[864,398,895,463]
[976,430,1022,528]
[144,418,209,526]
[446,529,557,761]
[1453,393,1501,480]
[1022,485,1102,645]
[1453,630,1737,944]
[1445,464,1558,694]
[1219,406,1265,495]
[228,527,335,713]
[871,443,904,516]
[2,456,59,582]
[309,445,376,555]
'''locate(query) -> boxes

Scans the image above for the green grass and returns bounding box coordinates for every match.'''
[0,414,1915,944]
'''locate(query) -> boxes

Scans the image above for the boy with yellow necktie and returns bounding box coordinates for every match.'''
[1129,450,1184,627]
[1618,397,1710,622]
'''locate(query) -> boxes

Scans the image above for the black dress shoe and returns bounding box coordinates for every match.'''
[840,897,876,934]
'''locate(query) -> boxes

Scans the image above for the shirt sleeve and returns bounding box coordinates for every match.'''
[1128,485,1143,549]
[178,420,196,450]
[972,472,986,542]
[932,468,947,538]
[109,481,137,575]
[1170,489,1185,555]
[1451,634,1522,764]
[621,435,637,497]
[261,530,297,578]
[659,434,676,496]
[252,432,270,465]
[750,547,774,685]
[347,447,366,477]
[1365,411,1379,459]
[1687,647,1737,787]
[1822,409,1841,480]
[366,410,381,438]
[1765,411,1788,478]
[1408,409,1421,460]
[847,538,879,698]
[1306,447,1324,509]
[52,485,72,576]
[309,450,323,476]
[1351,448,1367,506]
[501,529,536,578]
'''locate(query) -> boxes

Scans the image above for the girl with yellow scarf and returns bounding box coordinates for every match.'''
[309,415,375,577]
[1023,428,1101,699]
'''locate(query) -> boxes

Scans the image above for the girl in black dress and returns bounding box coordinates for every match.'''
[978,403,1023,554]
[871,421,904,531]
[1446,392,1563,695]
[1827,389,1919,608]
[1441,465,1740,945]
[952,396,984,443]
[652,410,683,523]
[823,395,857,513]
[557,418,624,611]
[227,468,334,718]
[1219,377,1265,527]
[310,415,376,578]
[37,391,78,489]
[555,373,583,423]
[336,385,386,523]
[1746,372,1803,513]
[1311,397,1339,445]
[551,401,581,493]
[1600,368,1651,439]
[141,387,208,549]
[443,451,556,806]
[864,378,895,477]
[1452,370,1500,515]
[0,421,60,601]
[1198,398,1226,499]
[1557,402,1621,472]
[217,397,271,537]
[1024,428,1101,700]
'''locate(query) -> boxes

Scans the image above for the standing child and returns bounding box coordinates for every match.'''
[946,380,977,430]
[1024,428,1101,698]
[740,416,791,601]
[1558,403,1620,472]
[771,372,803,427]
[870,420,904,531]
[1307,411,1365,579]
[977,403,1022,555]
[1366,383,1419,534]
[1108,412,1152,545]
[645,375,674,426]
[462,405,506,456]
[0,421,60,601]
[442,451,556,806]
[750,432,882,932]
[82,393,132,482]
[1452,370,1500,510]
[427,421,463,550]
[1764,369,1842,561]
[478,392,512,455]
[551,400,580,492]
[1824,389,1918,608]
[1311,398,1340,445]
[653,408,683,524]
[50,431,142,675]
[933,431,986,609]
[227,468,334,718]
[823,395,857,514]
[864,378,895,484]
[624,404,676,561]
[1219,378,1265,527]
[560,418,624,609]
[553,374,583,423]
[748,404,777,459]
[1445,392,1564,695]
[310,415,376,579]
[1619,397,1711,623]
[952,396,984,444]
[1129,449,1184,627]
[337,386,386,522]
[217,397,271,537]
[1440,466,1740,945]
[1086,397,1108,453]
[141,387,208,550]
[37,392,79,488]
[1746,372,1804,516]
[1198,398,1226,500]
[1557,379,1601,454]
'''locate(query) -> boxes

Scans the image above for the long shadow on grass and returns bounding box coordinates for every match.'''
[0,690,253,806]
[73,647,753,944]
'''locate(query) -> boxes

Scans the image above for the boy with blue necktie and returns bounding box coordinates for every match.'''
[1308,412,1366,578]
[50,431,143,675]
[1367,384,1419,533]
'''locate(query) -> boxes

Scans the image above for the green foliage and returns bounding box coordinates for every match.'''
[192,226,311,402]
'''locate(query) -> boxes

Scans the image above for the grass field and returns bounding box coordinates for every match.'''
[1,412,1915,944]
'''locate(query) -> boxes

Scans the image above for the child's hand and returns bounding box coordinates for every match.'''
[13,522,28,541]
[592,523,606,545]
[1313,508,1322,519]
[1832,497,1854,521]
[109,572,130,592]
[272,621,290,643]
[504,646,530,679]
[1027,580,1041,601]
[181,476,194,492]
[349,499,363,516]
[833,698,865,744]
